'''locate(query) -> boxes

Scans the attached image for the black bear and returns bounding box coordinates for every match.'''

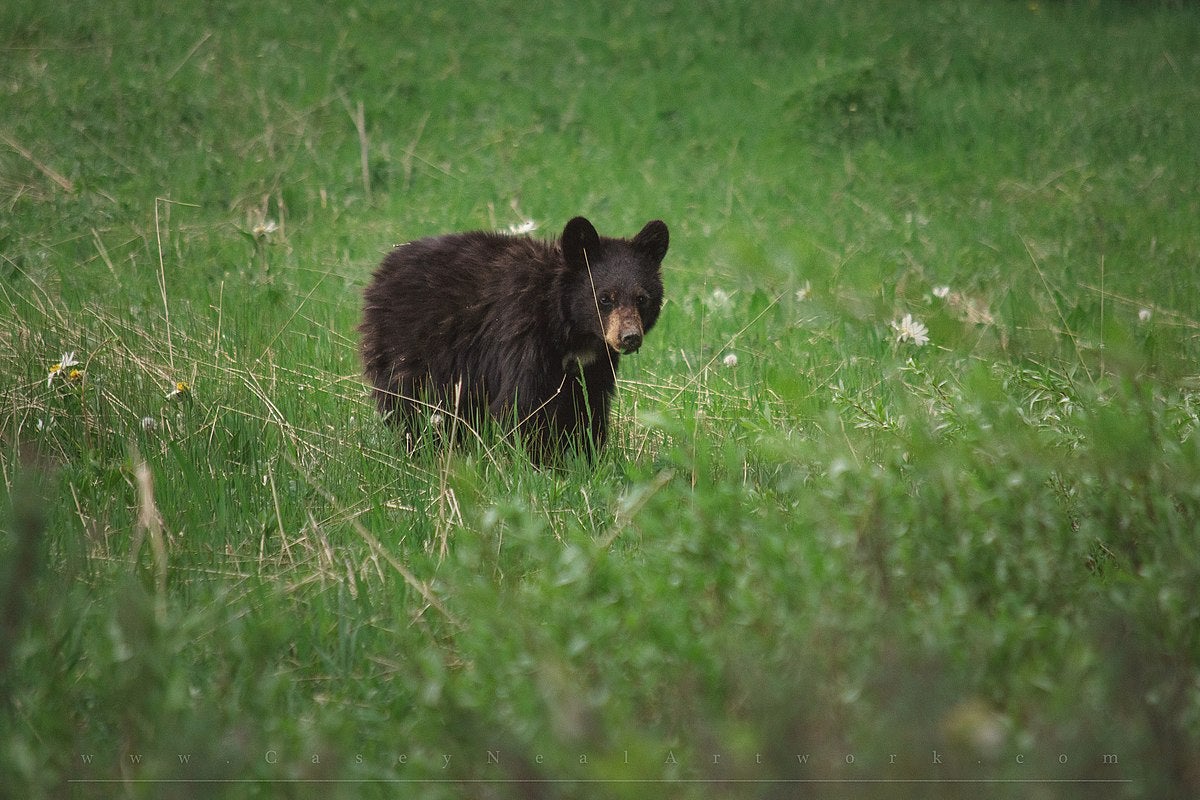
[360,216,669,463]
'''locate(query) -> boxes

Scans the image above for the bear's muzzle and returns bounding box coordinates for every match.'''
[605,308,644,354]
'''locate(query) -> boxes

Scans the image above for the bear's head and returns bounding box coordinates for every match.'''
[561,217,669,358]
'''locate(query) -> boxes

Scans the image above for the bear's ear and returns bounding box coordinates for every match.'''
[562,217,601,273]
[633,220,669,265]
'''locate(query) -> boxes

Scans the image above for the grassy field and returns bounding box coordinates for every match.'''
[3,0,1199,797]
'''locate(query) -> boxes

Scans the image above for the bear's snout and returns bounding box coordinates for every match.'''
[605,308,644,354]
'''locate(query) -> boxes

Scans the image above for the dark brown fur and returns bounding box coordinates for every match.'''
[360,217,668,463]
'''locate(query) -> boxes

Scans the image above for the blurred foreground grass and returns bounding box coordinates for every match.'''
[2,0,1199,797]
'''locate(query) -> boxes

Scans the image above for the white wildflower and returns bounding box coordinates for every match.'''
[932,285,951,299]
[795,281,812,302]
[1138,308,1152,323]
[722,352,738,367]
[46,351,80,387]
[252,219,278,238]
[708,288,731,309]
[891,313,930,346]
[506,220,538,235]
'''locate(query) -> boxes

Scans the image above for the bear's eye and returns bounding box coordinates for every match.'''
[636,293,649,308]
[597,294,613,309]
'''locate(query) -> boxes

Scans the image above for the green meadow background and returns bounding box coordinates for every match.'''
[2,1,1199,797]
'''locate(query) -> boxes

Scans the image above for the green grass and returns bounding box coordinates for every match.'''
[3,0,1200,797]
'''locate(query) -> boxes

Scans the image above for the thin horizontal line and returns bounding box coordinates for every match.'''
[67,778,1134,785]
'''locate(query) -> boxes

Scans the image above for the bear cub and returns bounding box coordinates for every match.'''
[360,217,669,463]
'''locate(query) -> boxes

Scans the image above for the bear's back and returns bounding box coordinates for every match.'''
[360,230,570,423]
[372,232,553,298]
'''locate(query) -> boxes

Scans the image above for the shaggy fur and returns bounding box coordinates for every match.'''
[360,217,669,462]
